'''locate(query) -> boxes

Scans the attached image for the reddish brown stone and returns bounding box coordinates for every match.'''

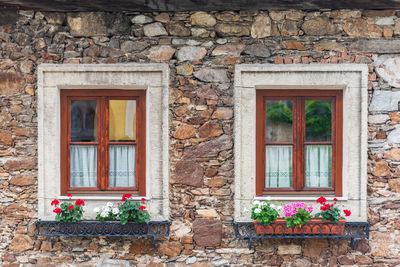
[343,19,382,37]
[282,41,305,50]
[389,112,400,122]
[199,121,223,138]
[363,10,396,17]
[9,235,34,252]
[384,148,400,161]
[303,239,328,258]
[4,158,36,172]
[354,239,370,253]
[372,161,391,177]
[301,17,336,35]
[173,160,204,186]
[205,177,225,188]
[0,72,24,96]
[158,241,182,257]
[9,174,36,186]
[196,86,218,100]
[212,108,233,120]
[0,129,13,146]
[368,209,380,226]
[205,168,218,177]
[2,253,16,263]
[174,124,196,139]
[338,256,354,265]
[181,236,193,244]
[146,46,176,62]
[166,22,190,36]
[174,105,190,117]
[4,204,29,219]
[129,239,153,254]
[193,218,222,246]
[183,135,232,159]
[388,179,400,192]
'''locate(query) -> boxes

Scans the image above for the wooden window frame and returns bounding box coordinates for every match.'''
[60,89,146,196]
[256,90,343,197]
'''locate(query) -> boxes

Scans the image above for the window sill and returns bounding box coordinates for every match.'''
[58,195,150,201]
[254,196,348,201]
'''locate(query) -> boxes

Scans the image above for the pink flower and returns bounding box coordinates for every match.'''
[305,206,313,213]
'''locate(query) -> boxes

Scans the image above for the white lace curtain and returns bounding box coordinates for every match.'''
[265,145,331,188]
[70,145,136,188]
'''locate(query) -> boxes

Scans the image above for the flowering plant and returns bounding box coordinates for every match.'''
[314,197,351,223]
[94,202,120,221]
[51,194,85,222]
[118,194,150,225]
[251,200,280,225]
[283,202,313,228]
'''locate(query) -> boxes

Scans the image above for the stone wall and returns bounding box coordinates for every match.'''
[0,8,399,266]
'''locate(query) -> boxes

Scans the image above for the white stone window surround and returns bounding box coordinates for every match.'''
[38,64,169,221]
[234,64,368,222]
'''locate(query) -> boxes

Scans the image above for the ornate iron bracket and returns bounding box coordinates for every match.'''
[36,220,170,248]
[233,222,369,250]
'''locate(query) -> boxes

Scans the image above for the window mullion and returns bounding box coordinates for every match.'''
[294,97,305,191]
[99,96,107,191]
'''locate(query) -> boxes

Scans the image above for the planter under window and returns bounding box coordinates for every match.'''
[36,220,170,248]
[253,218,346,235]
[234,220,369,249]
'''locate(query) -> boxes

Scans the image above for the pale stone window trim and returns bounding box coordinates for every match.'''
[38,64,169,221]
[234,64,368,222]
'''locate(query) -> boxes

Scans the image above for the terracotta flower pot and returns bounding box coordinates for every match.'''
[254,218,346,235]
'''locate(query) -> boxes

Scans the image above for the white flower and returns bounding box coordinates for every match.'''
[106,202,113,207]
[93,207,100,213]
[276,206,283,211]
[100,211,108,218]
[270,204,276,209]
[254,208,262,214]
[112,208,119,215]
[243,207,249,213]
[253,200,261,206]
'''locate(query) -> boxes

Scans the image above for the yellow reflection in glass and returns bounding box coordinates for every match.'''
[109,100,136,142]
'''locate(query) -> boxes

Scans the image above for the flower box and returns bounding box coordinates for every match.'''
[254,218,346,235]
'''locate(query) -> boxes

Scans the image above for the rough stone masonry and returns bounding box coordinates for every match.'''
[1,7,400,266]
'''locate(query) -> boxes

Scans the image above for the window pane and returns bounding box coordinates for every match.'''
[266,100,293,142]
[70,145,97,187]
[109,100,137,142]
[109,145,136,187]
[305,100,332,142]
[71,100,97,142]
[265,145,292,188]
[305,145,332,188]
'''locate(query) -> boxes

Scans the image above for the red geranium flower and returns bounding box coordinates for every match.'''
[316,196,326,204]
[67,193,72,198]
[344,209,351,216]
[53,207,61,214]
[75,199,85,206]
[67,204,74,210]
[51,199,60,206]
[122,193,132,201]
[333,198,338,202]
[320,204,330,211]
[140,205,146,211]
[141,197,146,202]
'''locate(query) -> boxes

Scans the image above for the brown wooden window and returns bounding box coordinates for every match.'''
[256,90,343,196]
[60,90,146,196]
